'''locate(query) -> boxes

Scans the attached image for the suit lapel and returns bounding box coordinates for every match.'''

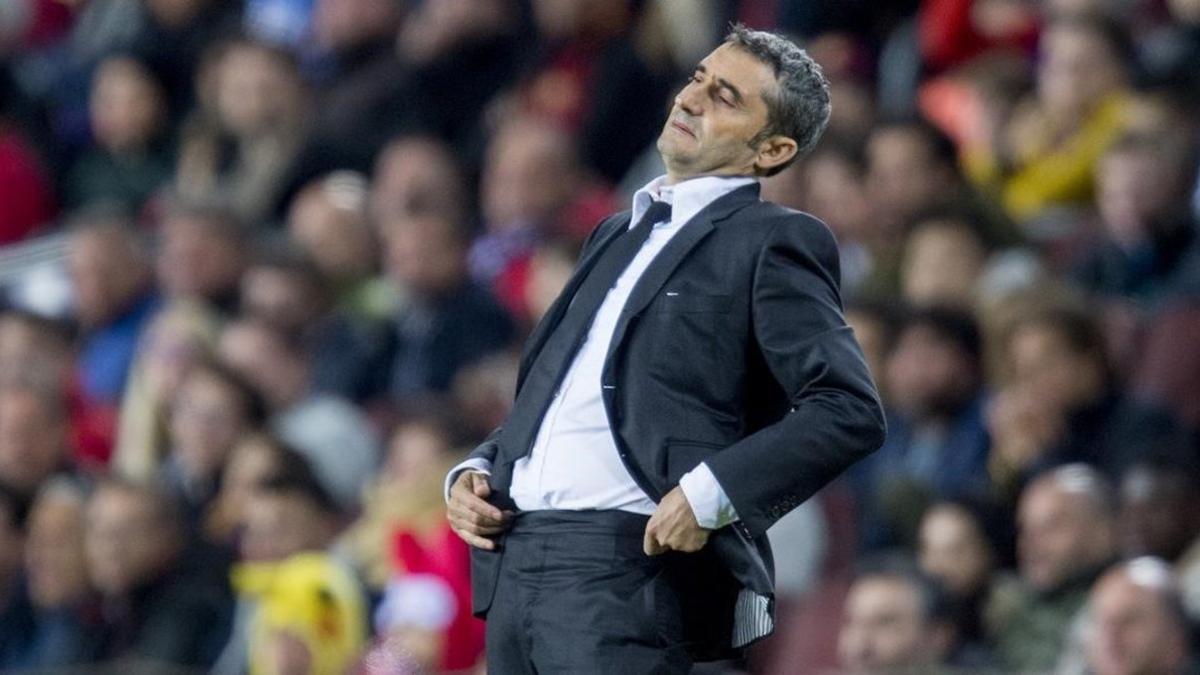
[516,213,631,390]
[603,183,760,366]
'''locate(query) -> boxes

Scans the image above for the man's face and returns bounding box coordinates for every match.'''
[657,43,776,181]
[919,506,993,598]
[884,325,975,421]
[239,491,330,563]
[85,488,178,596]
[0,389,63,494]
[1087,572,1188,675]
[1018,483,1112,591]
[838,576,941,673]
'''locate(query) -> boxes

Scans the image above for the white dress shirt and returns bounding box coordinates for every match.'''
[446,174,753,529]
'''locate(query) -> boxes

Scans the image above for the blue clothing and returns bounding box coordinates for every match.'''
[78,293,159,403]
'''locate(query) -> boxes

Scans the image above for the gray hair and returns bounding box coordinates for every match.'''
[724,23,831,175]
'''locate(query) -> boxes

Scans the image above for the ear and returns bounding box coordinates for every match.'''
[754,135,799,174]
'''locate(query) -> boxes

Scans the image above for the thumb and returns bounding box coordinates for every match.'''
[471,472,492,498]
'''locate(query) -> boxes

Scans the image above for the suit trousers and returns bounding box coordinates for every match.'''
[484,510,693,674]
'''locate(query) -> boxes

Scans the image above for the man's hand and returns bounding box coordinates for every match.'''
[447,471,512,550]
[643,486,710,555]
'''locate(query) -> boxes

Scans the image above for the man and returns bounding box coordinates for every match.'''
[989,463,1119,672]
[837,560,957,674]
[446,25,885,671]
[85,478,232,667]
[1085,558,1199,675]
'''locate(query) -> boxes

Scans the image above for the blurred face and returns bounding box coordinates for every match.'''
[312,0,399,51]
[287,188,375,283]
[919,506,993,598]
[866,129,954,229]
[216,45,301,137]
[1170,0,1200,23]
[380,212,466,295]
[216,437,281,529]
[145,0,206,27]
[169,369,253,481]
[901,222,985,309]
[24,495,89,609]
[658,43,786,182]
[796,152,872,241]
[1118,468,1196,561]
[1037,25,1124,123]
[371,139,464,223]
[1097,150,1180,248]
[86,487,178,595]
[383,424,447,489]
[1087,572,1188,675]
[481,122,577,230]
[156,216,244,301]
[217,323,295,408]
[884,324,975,420]
[1018,482,1113,591]
[68,228,148,328]
[90,57,165,153]
[1009,323,1103,414]
[240,267,317,335]
[0,389,63,494]
[838,576,941,673]
[239,491,331,562]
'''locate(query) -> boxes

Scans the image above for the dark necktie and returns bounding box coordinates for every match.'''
[502,200,672,459]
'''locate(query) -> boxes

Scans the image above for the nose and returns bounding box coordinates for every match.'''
[675,80,703,116]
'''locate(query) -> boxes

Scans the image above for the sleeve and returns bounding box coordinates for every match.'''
[703,214,887,538]
[678,461,740,529]
[443,426,501,503]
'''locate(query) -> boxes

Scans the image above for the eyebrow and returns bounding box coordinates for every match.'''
[695,64,745,106]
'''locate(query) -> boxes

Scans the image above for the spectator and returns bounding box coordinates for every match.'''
[918,500,1014,649]
[66,54,172,212]
[113,299,220,482]
[471,115,583,316]
[348,405,485,671]
[214,452,346,675]
[1085,558,1198,675]
[0,381,70,513]
[836,558,959,674]
[285,171,393,320]
[175,38,308,224]
[988,463,1118,672]
[155,201,248,313]
[991,14,1133,223]
[370,134,469,237]
[161,359,265,527]
[900,209,993,310]
[67,208,159,462]
[239,242,385,401]
[986,301,1193,490]
[856,307,990,549]
[203,432,290,546]
[376,202,515,400]
[86,478,233,667]
[1074,133,1200,306]
[218,316,379,507]
[12,479,102,668]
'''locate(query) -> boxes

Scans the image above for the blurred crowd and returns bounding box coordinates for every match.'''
[1,0,1199,673]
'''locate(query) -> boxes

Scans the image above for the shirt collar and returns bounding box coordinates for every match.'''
[631,174,759,230]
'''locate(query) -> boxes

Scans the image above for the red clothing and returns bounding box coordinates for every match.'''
[0,131,55,245]
[391,524,485,672]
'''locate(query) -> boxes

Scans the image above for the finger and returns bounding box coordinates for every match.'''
[450,487,504,523]
[452,527,496,551]
[448,500,504,530]
[644,525,665,556]
[470,472,492,498]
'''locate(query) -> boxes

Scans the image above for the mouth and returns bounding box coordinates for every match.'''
[669,120,696,138]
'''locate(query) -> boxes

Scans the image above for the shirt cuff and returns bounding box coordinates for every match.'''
[678,461,740,529]
[443,458,492,504]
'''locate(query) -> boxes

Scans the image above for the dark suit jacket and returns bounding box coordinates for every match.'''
[467,182,886,659]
